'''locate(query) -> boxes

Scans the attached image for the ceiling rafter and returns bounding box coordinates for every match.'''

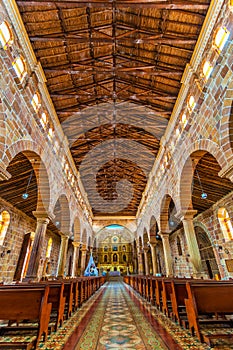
[17,1,209,10]
[29,35,197,45]
[15,0,211,216]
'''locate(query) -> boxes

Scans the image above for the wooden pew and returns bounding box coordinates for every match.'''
[161,278,173,317]
[170,279,188,325]
[185,281,233,345]
[155,278,163,310]
[0,285,52,348]
[13,280,66,331]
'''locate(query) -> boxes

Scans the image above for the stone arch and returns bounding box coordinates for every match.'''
[149,216,159,242]
[52,194,71,234]
[178,142,227,214]
[194,221,215,245]
[2,141,51,213]
[87,235,92,248]
[143,228,149,247]
[194,222,220,279]
[82,229,88,246]
[138,236,143,250]
[73,216,81,242]
[160,194,178,232]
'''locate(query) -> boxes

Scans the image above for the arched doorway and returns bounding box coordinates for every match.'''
[195,226,220,279]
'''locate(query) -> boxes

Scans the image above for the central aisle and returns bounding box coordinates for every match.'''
[74,281,170,349]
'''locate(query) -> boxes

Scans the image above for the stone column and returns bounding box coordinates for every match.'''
[143,248,150,275]
[57,233,69,278]
[133,253,138,274]
[161,233,173,277]
[179,210,203,277]
[137,246,144,275]
[26,212,50,280]
[71,242,80,277]
[150,242,158,275]
[80,245,87,276]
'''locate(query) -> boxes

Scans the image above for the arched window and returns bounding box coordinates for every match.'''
[40,112,48,129]
[122,245,126,251]
[48,127,54,141]
[104,255,107,263]
[113,253,118,262]
[218,207,233,241]
[104,246,108,252]
[12,55,27,82]
[46,238,53,258]
[177,236,183,256]
[214,27,230,53]
[0,210,10,246]
[54,140,60,155]
[0,20,13,49]
[123,254,127,262]
[187,95,196,112]
[181,113,188,128]
[31,92,41,112]
[202,60,213,81]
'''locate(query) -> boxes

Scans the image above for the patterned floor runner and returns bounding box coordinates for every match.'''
[74,281,168,349]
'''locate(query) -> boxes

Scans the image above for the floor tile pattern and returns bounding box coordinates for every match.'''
[74,281,168,349]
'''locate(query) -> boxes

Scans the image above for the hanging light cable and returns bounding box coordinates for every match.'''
[195,168,207,199]
[22,169,33,200]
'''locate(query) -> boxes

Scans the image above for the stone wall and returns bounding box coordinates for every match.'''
[0,197,61,283]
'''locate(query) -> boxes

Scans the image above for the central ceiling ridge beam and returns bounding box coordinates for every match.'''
[50,93,176,99]
[56,104,171,115]
[44,67,183,75]
[17,1,209,10]
[29,36,197,45]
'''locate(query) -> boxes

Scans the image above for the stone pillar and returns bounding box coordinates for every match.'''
[133,255,138,274]
[80,245,87,276]
[26,212,50,280]
[143,248,150,275]
[161,233,173,277]
[179,210,203,277]
[137,246,144,275]
[71,242,80,277]
[57,233,69,277]
[150,243,158,275]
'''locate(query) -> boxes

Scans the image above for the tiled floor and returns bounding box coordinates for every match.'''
[72,281,170,349]
[2,281,231,349]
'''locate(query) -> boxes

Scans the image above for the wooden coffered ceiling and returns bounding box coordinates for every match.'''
[15,0,212,216]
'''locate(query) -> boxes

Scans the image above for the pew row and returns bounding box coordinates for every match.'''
[0,285,52,348]
[0,276,106,349]
[185,281,233,346]
[124,275,233,346]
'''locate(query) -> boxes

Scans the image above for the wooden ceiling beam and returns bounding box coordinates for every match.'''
[44,67,183,75]
[17,1,210,10]
[51,92,176,100]
[115,77,178,96]
[29,35,197,45]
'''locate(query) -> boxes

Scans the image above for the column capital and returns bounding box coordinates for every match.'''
[159,230,170,237]
[32,210,54,222]
[60,233,70,241]
[176,209,197,221]
[72,241,81,248]
[149,241,158,248]
[143,247,149,253]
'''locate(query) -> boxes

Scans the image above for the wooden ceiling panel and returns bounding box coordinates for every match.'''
[16,0,211,216]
